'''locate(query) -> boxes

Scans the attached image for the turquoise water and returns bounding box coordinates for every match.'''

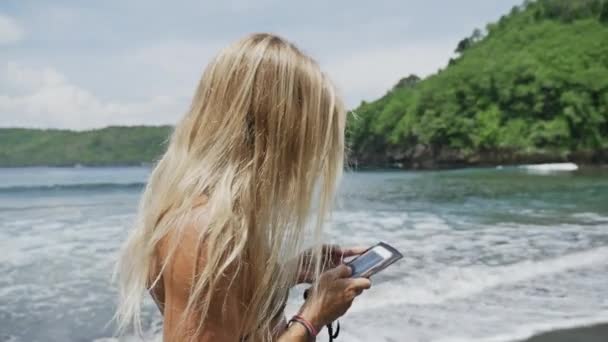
[0,166,607,341]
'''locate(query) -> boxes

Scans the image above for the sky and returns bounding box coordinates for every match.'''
[0,0,522,130]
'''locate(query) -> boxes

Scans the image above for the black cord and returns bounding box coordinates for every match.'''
[303,288,340,341]
[327,321,340,341]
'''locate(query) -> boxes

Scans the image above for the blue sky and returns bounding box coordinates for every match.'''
[0,0,522,129]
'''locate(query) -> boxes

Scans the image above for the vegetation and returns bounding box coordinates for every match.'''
[0,126,171,167]
[349,0,608,168]
[2,1,607,168]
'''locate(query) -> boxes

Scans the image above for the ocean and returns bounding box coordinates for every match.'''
[1,166,607,342]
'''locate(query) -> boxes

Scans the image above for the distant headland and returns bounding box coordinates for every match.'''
[2,0,608,169]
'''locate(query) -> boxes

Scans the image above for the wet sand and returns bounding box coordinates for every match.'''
[522,323,608,342]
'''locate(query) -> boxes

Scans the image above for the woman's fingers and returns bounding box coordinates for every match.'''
[337,246,367,258]
[327,264,353,279]
[349,277,372,291]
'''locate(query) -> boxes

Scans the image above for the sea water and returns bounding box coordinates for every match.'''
[0,166,607,342]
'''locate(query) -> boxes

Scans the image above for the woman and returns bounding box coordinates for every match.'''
[116,33,371,341]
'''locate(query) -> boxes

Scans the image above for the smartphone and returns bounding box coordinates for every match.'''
[346,242,403,278]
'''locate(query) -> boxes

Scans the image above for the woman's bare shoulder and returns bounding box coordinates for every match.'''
[158,196,246,341]
[158,196,211,293]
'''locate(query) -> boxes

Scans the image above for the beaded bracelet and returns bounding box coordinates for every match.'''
[289,314,319,338]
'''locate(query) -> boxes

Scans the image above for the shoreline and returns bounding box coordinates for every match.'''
[521,322,608,342]
[0,162,606,171]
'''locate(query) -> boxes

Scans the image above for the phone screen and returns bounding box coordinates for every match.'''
[348,244,394,278]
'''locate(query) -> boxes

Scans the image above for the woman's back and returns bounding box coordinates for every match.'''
[116,33,369,342]
[151,197,288,340]
[151,198,242,340]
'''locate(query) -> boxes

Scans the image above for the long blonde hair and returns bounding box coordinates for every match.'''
[115,33,346,341]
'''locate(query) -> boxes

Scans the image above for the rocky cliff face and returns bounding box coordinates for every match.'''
[350,146,608,169]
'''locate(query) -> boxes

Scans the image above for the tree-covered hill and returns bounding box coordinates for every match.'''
[0,126,171,167]
[348,0,608,168]
[2,1,608,168]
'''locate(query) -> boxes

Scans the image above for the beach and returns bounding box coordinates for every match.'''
[523,323,608,342]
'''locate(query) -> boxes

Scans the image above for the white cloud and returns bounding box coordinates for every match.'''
[0,0,522,128]
[2,62,66,93]
[0,40,456,129]
[324,41,455,106]
[0,62,188,129]
[124,40,222,97]
[0,40,224,130]
[125,38,454,110]
[127,40,219,75]
[0,14,24,45]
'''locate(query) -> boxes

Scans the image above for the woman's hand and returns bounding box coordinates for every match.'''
[296,245,366,284]
[298,265,371,330]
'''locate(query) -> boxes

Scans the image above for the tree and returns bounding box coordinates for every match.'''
[601,1,608,23]
[393,75,421,89]
[455,38,472,54]
[347,0,608,167]
[471,28,483,42]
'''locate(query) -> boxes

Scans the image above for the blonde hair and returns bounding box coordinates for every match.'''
[115,33,346,341]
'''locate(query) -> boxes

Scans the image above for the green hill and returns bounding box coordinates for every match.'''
[0,126,171,167]
[348,0,608,168]
[2,0,608,168]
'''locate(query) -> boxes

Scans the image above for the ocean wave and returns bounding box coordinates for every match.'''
[0,202,135,212]
[435,312,608,342]
[351,246,608,310]
[0,182,146,194]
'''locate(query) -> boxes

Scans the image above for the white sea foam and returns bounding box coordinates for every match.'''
[519,162,578,173]
[351,246,608,310]
[3,168,608,341]
[570,212,608,223]
[92,247,608,342]
[91,314,608,342]
[93,336,162,342]
[435,312,608,342]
